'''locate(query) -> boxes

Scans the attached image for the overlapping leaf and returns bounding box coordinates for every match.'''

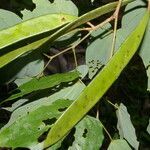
[116,103,139,149]
[0,99,72,149]
[0,9,21,30]
[21,0,78,20]
[0,14,77,50]
[0,0,78,84]
[2,71,79,103]
[86,0,146,78]
[44,8,149,148]
[108,139,131,150]
[0,0,133,69]
[0,81,86,149]
[69,116,104,150]
[139,21,150,91]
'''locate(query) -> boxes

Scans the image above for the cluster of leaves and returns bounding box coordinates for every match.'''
[0,0,150,149]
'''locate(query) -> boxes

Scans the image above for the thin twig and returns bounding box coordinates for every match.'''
[38,8,120,77]
[72,47,78,68]
[148,0,150,11]
[37,56,52,78]
[87,22,95,29]
[107,100,119,109]
[110,0,123,58]
[85,16,114,31]
[100,121,113,141]
[96,103,100,119]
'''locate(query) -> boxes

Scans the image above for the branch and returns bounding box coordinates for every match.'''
[110,0,123,58]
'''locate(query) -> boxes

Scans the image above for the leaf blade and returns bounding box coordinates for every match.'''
[116,103,139,149]
[2,71,79,103]
[108,139,132,150]
[44,10,149,148]
[0,13,77,50]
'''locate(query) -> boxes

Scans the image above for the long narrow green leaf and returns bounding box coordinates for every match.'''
[0,0,134,68]
[1,71,79,104]
[0,14,77,50]
[44,10,149,148]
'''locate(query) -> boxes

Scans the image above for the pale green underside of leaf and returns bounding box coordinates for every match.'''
[139,21,150,91]
[69,116,104,150]
[0,9,21,30]
[44,10,149,148]
[108,139,132,150]
[21,0,78,20]
[116,103,139,149]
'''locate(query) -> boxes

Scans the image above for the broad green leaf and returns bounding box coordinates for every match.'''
[139,21,150,91]
[44,10,149,147]
[14,76,36,87]
[0,99,72,149]
[2,71,79,103]
[86,0,146,78]
[69,116,104,150]
[108,139,132,150]
[0,0,133,69]
[21,0,78,20]
[0,14,77,50]
[3,99,29,112]
[0,81,85,149]
[3,80,86,112]
[116,103,139,149]
[147,119,150,135]
[0,51,44,84]
[76,65,89,79]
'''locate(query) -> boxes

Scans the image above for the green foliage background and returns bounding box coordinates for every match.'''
[0,0,149,149]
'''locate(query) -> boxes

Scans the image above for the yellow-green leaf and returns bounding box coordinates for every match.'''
[44,10,149,148]
[0,13,77,50]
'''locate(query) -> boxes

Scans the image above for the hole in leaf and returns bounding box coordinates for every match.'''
[49,0,54,3]
[38,129,50,143]
[58,127,76,149]
[14,148,30,150]
[82,128,88,138]
[38,127,40,130]
[58,107,68,112]
[56,85,60,88]
[42,118,57,125]
[68,81,73,85]
[95,67,99,69]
